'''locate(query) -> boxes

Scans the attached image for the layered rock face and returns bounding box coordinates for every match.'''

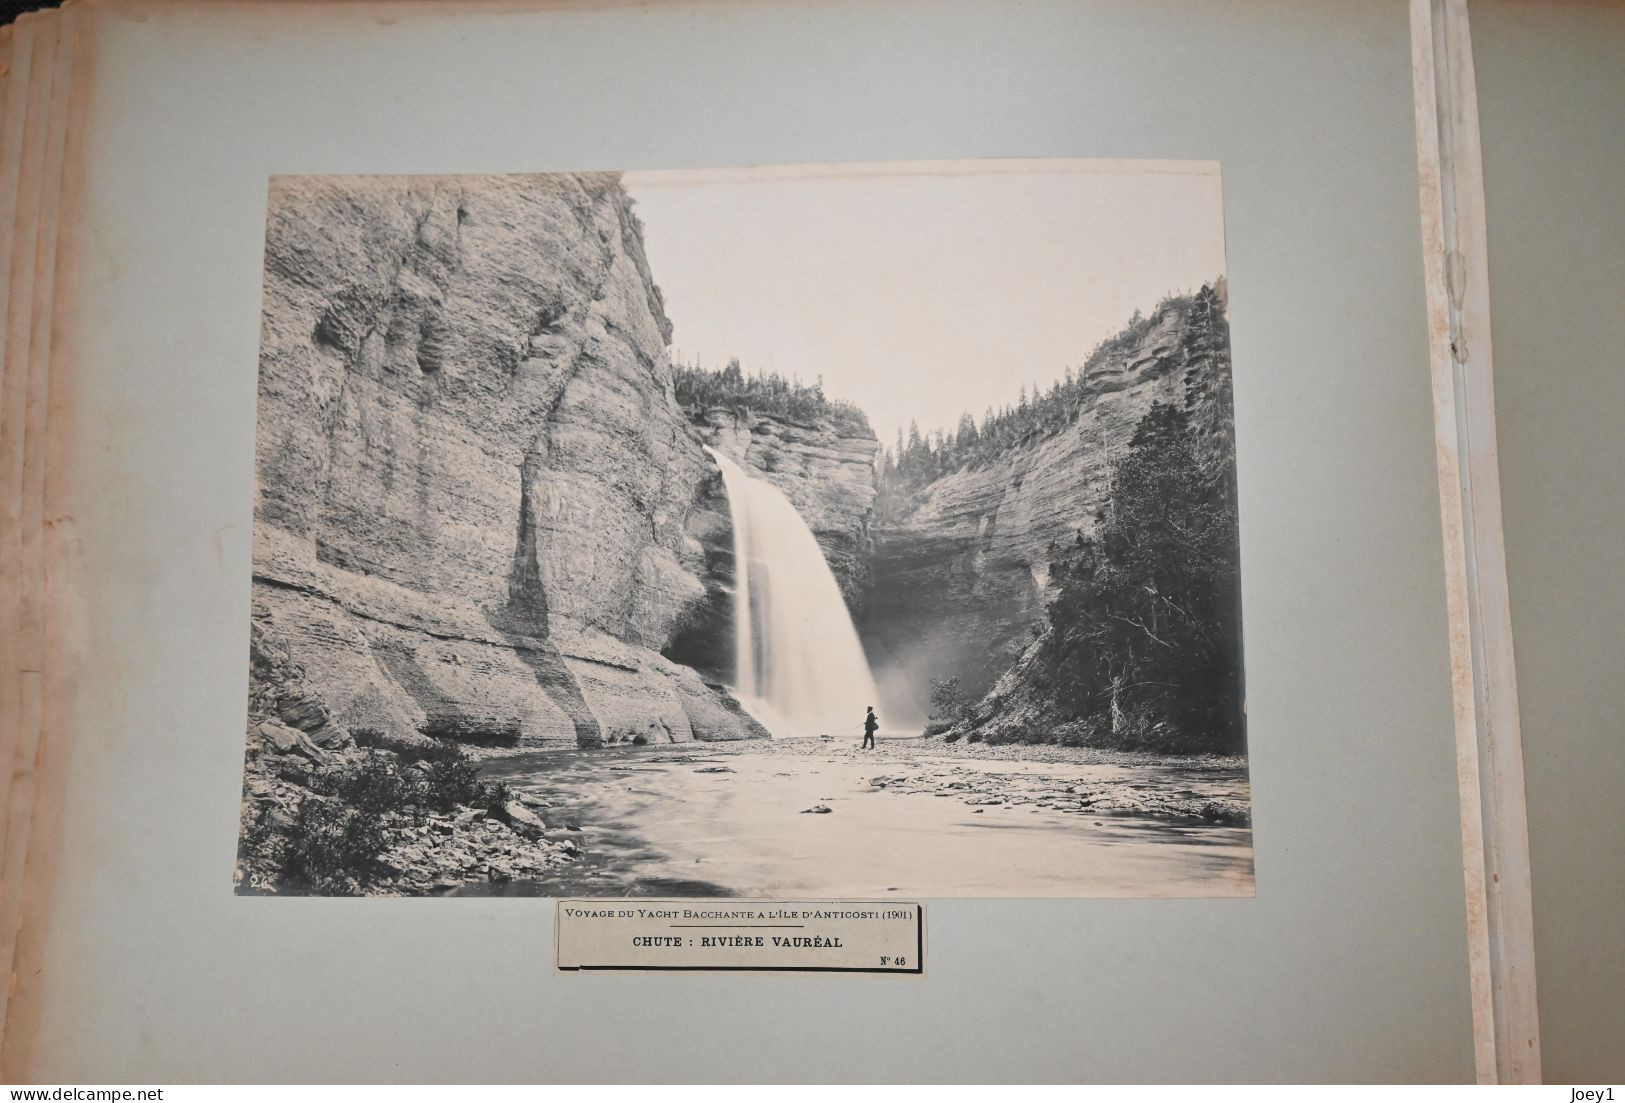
[862,301,1205,704]
[692,408,879,606]
[253,173,768,747]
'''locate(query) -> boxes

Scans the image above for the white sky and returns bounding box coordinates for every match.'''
[624,160,1227,451]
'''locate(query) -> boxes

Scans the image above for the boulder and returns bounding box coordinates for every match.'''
[494,800,547,838]
[257,719,303,754]
[277,691,353,749]
[257,719,331,761]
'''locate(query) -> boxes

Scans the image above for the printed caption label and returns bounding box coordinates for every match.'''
[556,899,925,974]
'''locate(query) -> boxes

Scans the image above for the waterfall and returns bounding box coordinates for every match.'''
[708,448,882,739]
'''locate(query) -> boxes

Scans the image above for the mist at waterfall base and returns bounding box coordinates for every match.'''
[708,448,890,740]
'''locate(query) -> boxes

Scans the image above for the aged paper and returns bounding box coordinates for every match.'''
[0,0,1502,1083]
[557,900,924,974]
[235,162,1251,902]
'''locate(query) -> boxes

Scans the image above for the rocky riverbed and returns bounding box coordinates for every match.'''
[613,738,1250,823]
[460,737,1254,898]
[235,730,581,897]
[238,733,1252,897]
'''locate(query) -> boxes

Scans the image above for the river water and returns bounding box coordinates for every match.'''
[457,741,1253,898]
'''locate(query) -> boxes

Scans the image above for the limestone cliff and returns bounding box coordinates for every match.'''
[252,173,769,748]
[862,294,1225,707]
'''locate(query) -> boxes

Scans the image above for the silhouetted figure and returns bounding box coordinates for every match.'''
[862,706,879,750]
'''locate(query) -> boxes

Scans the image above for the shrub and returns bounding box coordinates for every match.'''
[482,780,513,812]
[238,800,280,863]
[631,734,648,746]
[411,741,486,812]
[928,675,968,725]
[1056,719,1102,748]
[327,757,413,814]
[320,742,508,817]
[966,731,983,743]
[283,797,388,894]
[350,726,389,749]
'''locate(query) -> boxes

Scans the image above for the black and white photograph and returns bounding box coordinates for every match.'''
[235,160,1251,898]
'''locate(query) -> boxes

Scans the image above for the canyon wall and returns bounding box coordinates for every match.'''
[862,299,1214,709]
[251,172,771,748]
[249,170,1215,750]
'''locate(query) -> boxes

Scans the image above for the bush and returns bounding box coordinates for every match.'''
[483,780,513,812]
[410,741,486,812]
[315,742,509,818]
[350,726,389,748]
[238,800,280,863]
[1056,719,1102,748]
[928,675,968,725]
[283,797,388,894]
[320,757,413,814]
[966,731,983,743]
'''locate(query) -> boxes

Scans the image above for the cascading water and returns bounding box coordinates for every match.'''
[708,448,882,740]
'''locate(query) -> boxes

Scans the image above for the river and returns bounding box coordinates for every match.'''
[454,739,1253,898]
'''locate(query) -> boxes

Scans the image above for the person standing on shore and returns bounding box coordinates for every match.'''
[862,706,879,750]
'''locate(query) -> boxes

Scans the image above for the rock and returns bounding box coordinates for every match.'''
[257,719,303,754]
[272,757,313,784]
[257,718,333,762]
[801,804,833,814]
[494,800,547,838]
[862,299,1213,701]
[684,407,880,624]
[252,174,782,750]
[277,692,351,747]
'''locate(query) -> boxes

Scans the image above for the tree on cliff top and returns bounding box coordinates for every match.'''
[875,284,1224,519]
[673,357,872,437]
